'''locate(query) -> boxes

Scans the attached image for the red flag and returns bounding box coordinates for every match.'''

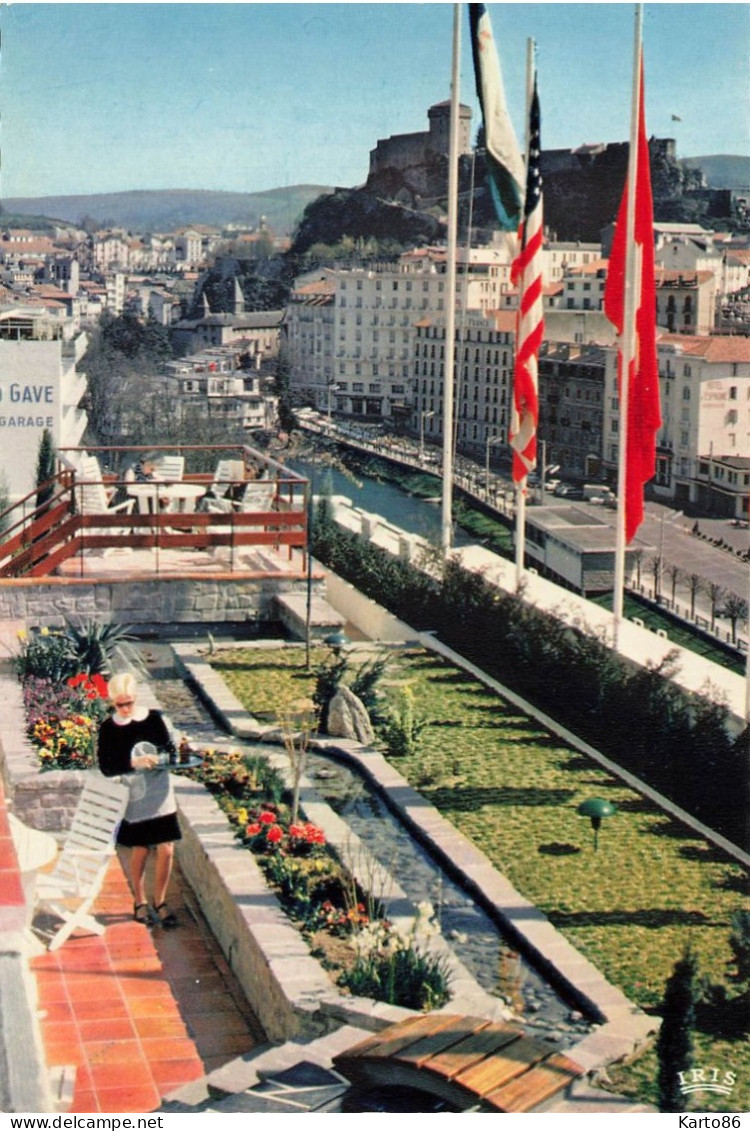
[604,54,661,543]
[509,79,544,484]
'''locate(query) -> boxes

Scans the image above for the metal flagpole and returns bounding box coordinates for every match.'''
[442,3,461,553]
[514,36,534,587]
[613,4,644,639]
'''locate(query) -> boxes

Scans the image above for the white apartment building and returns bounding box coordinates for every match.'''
[413,309,516,458]
[602,332,750,516]
[92,232,130,271]
[0,308,88,499]
[542,242,603,287]
[559,261,608,311]
[654,269,716,335]
[285,242,518,422]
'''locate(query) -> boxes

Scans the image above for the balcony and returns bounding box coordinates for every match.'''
[0,443,310,583]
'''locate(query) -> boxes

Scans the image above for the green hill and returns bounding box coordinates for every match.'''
[2,185,334,236]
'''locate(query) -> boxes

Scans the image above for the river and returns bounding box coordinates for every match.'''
[289,455,478,548]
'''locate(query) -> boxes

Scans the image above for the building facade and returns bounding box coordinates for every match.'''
[0,308,88,499]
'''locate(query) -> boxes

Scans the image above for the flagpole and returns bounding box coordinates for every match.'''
[514,36,535,587]
[442,3,461,554]
[613,4,643,638]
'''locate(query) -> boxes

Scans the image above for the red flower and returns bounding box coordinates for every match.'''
[259,811,276,825]
[66,674,86,688]
[288,824,305,839]
[90,673,108,698]
[245,823,261,837]
[266,825,283,844]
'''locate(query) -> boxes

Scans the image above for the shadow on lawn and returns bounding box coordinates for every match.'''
[551,908,709,929]
[428,785,577,810]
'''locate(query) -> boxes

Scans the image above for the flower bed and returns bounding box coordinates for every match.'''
[187,745,451,1013]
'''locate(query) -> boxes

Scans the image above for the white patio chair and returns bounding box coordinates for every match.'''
[77,455,135,517]
[76,455,134,555]
[153,454,185,482]
[212,458,244,497]
[33,772,130,951]
[233,480,277,513]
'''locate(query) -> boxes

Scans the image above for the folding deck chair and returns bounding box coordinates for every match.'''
[33,772,130,951]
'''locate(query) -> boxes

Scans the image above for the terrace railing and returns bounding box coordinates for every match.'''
[0,444,309,579]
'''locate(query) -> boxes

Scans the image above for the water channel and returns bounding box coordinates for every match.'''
[304,750,592,1048]
[151,657,594,1052]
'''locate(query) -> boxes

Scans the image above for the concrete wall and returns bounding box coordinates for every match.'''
[0,574,326,631]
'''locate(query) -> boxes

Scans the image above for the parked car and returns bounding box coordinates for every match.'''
[553,483,584,499]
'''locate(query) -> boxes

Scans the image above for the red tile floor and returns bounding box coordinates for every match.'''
[31,852,262,1113]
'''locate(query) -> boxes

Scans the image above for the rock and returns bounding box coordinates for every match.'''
[326,686,375,745]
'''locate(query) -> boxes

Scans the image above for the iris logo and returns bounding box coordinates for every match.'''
[678,1067,736,1098]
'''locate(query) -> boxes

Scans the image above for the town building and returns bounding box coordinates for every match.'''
[0,307,88,499]
[602,333,750,518]
[164,344,276,431]
[537,344,607,482]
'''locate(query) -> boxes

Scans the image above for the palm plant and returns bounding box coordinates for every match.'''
[64,618,143,677]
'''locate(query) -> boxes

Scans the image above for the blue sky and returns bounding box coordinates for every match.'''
[1,2,747,199]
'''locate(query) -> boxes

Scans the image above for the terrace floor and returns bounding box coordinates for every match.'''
[53,542,305,580]
[30,851,263,1114]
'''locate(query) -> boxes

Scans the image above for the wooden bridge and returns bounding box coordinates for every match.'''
[333,1014,584,1113]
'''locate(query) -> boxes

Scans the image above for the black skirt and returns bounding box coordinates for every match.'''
[117,812,182,848]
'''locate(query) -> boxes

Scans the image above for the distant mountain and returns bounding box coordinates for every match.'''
[1,185,334,235]
[681,155,750,190]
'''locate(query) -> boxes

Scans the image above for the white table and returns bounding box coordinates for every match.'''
[128,482,206,514]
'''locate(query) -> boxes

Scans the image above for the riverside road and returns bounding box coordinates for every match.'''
[296,411,749,650]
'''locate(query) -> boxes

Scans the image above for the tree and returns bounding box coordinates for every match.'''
[648,554,662,600]
[274,351,296,434]
[663,562,683,609]
[35,428,57,512]
[657,949,698,1112]
[685,572,704,621]
[0,470,10,536]
[707,581,727,632]
[719,592,749,645]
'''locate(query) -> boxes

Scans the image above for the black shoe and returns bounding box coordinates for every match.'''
[152,902,178,928]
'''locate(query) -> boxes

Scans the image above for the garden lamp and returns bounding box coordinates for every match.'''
[577,797,617,852]
[324,630,350,656]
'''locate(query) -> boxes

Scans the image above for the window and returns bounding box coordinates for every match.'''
[729,385,738,400]
[682,386,691,401]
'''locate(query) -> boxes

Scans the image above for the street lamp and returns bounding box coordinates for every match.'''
[327,384,342,423]
[485,435,504,496]
[419,410,435,463]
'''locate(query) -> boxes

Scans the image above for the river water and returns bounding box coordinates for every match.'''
[289,456,477,548]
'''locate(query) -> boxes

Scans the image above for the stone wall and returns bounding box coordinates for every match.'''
[0,574,325,631]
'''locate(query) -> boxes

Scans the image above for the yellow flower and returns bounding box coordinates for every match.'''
[17,629,27,641]
[40,626,50,636]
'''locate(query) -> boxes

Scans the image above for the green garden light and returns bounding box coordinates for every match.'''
[577,798,617,852]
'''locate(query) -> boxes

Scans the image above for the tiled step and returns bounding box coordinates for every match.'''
[160,1025,370,1113]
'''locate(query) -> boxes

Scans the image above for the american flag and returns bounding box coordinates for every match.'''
[509,79,544,484]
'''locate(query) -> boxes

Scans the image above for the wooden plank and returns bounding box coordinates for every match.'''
[452,1034,549,1096]
[399,1021,521,1078]
[484,1053,583,1113]
[392,1015,495,1071]
[334,1013,465,1066]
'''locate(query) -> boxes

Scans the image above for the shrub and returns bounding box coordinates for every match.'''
[657,949,699,1112]
[15,627,75,683]
[379,685,428,758]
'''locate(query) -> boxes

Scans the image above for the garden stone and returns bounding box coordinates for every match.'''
[326,686,374,745]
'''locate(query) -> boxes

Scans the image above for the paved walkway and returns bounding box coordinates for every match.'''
[30,851,262,1113]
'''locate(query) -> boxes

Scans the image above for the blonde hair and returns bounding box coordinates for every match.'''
[107,672,138,703]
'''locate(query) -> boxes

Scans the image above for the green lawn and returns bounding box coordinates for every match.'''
[213,643,749,1112]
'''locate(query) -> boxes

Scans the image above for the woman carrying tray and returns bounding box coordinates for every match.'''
[97,672,181,927]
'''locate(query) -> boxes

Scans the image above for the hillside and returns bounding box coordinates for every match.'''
[681,155,750,189]
[1,185,333,235]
